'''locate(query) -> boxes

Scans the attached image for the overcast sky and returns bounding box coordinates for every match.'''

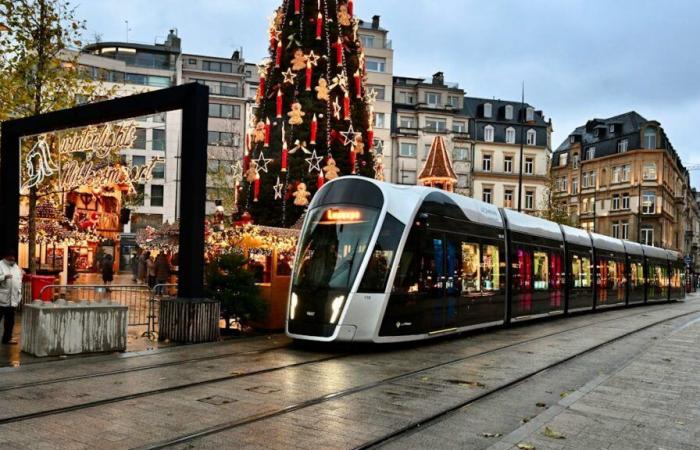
[75,0,700,186]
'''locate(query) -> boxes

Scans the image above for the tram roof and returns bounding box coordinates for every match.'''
[502,209,563,242]
[590,232,626,253]
[622,240,645,257]
[560,225,592,248]
[642,244,669,260]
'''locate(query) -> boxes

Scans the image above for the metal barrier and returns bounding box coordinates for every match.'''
[38,284,155,327]
[144,284,178,339]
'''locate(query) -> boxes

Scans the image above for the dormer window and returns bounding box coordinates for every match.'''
[526,107,534,122]
[526,129,536,146]
[484,103,492,118]
[609,124,616,134]
[560,153,568,167]
[586,146,596,160]
[505,105,513,120]
[484,125,494,142]
[505,127,516,144]
[570,135,576,144]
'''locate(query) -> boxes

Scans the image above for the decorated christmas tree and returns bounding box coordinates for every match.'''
[239,0,379,227]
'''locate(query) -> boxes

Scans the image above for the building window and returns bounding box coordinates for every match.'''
[504,156,513,173]
[622,193,630,209]
[202,60,233,73]
[505,127,516,144]
[374,112,386,129]
[482,188,492,204]
[452,121,466,133]
[505,105,513,120]
[621,221,629,240]
[133,128,147,149]
[482,154,492,172]
[525,190,534,210]
[572,177,578,194]
[447,95,460,107]
[425,117,447,132]
[134,184,145,206]
[398,91,416,104]
[150,185,164,207]
[612,222,620,238]
[399,116,416,128]
[193,79,241,97]
[641,226,654,245]
[484,125,494,142]
[367,85,385,100]
[559,153,568,167]
[457,174,469,188]
[188,58,197,65]
[483,103,492,118]
[526,107,534,122]
[365,57,386,72]
[642,192,656,214]
[360,34,375,48]
[209,103,241,119]
[207,131,235,146]
[423,144,431,160]
[570,135,576,144]
[426,92,441,106]
[453,147,469,161]
[609,124,616,134]
[152,162,165,179]
[504,189,514,208]
[643,127,657,149]
[400,142,417,157]
[586,147,595,160]
[132,155,146,166]
[152,129,166,151]
[643,162,657,180]
[573,153,580,168]
[612,194,620,210]
[524,157,534,175]
[618,139,628,153]
[612,164,631,183]
[526,129,536,146]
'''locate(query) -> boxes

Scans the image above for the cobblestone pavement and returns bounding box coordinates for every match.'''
[0,297,698,449]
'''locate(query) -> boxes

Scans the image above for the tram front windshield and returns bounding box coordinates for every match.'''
[292,206,379,308]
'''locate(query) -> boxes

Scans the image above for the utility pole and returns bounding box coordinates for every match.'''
[517,82,525,212]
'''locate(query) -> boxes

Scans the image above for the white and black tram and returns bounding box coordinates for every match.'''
[287,177,686,343]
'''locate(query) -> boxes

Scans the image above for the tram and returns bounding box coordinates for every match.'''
[287,177,685,343]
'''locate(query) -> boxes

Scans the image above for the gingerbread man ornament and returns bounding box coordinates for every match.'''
[293,182,311,206]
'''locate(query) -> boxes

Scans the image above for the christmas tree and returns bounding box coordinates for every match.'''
[239,0,378,227]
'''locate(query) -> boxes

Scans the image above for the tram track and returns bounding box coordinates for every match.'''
[130,305,700,450]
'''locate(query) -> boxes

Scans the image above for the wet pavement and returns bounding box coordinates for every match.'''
[0,295,698,449]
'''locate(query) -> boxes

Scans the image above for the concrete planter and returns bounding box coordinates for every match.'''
[21,300,128,357]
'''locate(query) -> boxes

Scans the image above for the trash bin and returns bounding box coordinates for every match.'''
[27,275,57,302]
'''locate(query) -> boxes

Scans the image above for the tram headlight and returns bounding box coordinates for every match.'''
[290,293,298,320]
[330,295,345,324]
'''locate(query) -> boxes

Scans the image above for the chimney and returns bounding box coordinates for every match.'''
[232,50,240,60]
[165,29,181,53]
[432,71,444,86]
[372,15,380,29]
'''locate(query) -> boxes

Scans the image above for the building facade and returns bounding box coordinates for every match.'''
[469,98,551,212]
[551,112,690,252]
[392,72,472,195]
[357,16,394,181]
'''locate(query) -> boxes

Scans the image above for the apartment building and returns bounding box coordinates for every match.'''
[392,72,472,195]
[469,98,552,211]
[181,51,248,214]
[357,15,394,180]
[552,112,690,251]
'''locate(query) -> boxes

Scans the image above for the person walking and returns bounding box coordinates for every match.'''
[154,253,171,294]
[131,250,140,283]
[0,251,23,345]
[147,253,156,289]
[138,251,149,284]
[101,254,114,287]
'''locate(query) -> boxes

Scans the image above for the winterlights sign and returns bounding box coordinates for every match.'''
[20,121,159,193]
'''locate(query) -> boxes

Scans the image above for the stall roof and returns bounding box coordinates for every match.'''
[560,225,592,248]
[622,240,644,257]
[642,245,669,260]
[503,210,563,242]
[590,232,626,253]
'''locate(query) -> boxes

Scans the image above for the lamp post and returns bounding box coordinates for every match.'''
[517,83,525,212]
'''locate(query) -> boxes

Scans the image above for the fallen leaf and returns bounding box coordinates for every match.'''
[543,426,566,440]
[481,432,503,438]
[662,358,672,362]
[560,391,569,398]
[517,443,535,450]
[446,379,486,388]
[521,416,534,424]
[419,376,430,382]
[536,402,547,408]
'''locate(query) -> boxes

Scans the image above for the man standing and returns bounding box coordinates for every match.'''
[0,251,23,345]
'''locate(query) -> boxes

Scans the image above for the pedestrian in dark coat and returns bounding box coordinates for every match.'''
[101,254,114,285]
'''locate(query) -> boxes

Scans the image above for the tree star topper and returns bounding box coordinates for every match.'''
[305,150,324,173]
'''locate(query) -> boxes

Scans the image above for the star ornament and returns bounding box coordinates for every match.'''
[305,150,324,173]
[329,74,348,93]
[365,88,379,106]
[373,138,384,154]
[340,124,361,147]
[273,176,284,200]
[254,151,273,174]
[305,51,321,66]
[332,97,342,119]
[282,68,297,85]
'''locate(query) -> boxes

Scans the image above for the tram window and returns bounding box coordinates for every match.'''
[359,214,405,292]
[481,245,500,291]
[460,243,480,293]
[571,254,591,288]
[514,249,533,291]
[392,230,443,296]
[533,252,549,290]
[630,262,643,287]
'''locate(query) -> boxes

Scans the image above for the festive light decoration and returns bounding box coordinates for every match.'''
[255,152,273,174]
[240,0,376,228]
